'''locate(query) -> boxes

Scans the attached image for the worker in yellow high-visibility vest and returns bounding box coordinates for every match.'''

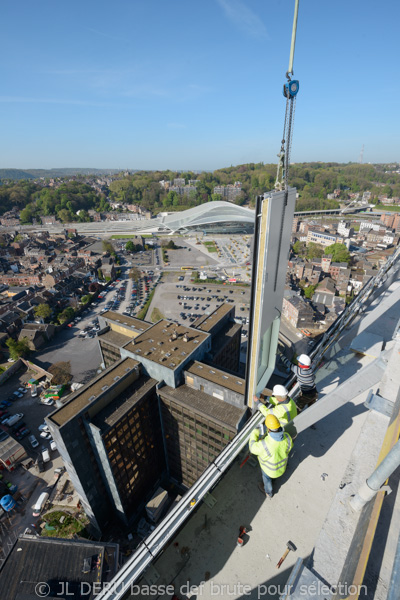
[249,414,293,498]
[255,384,297,428]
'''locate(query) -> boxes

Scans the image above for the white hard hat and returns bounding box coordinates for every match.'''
[273,384,288,397]
[298,354,311,367]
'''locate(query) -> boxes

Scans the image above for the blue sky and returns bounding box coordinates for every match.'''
[1,0,399,170]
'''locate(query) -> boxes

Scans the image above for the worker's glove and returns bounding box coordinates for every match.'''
[258,423,267,437]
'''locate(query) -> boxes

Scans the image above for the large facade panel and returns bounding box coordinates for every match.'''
[246,188,297,406]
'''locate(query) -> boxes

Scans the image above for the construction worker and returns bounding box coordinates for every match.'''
[249,414,293,498]
[256,384,297,427]
[280,352,317,411]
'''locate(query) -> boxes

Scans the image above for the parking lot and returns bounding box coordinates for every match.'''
[161,238,219,269]
[0,366,67,467]
[146,271,251,330]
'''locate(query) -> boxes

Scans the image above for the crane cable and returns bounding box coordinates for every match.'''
[275,0,300,192]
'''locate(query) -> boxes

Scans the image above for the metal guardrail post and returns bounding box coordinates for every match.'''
[349,439,400,512]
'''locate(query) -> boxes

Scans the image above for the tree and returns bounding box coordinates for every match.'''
[102,239,116,256]
[48,361,72,386]
[6,337,30,360]
[211,193,223,202]
[81,295,91,305]
[306,243,324,260]
[303,285,317,299]
[58,307,75,324]
[292,241,303,254]
[125,241,135,252]
[34,303,52,320]
[382,185,393,197]
[324,243,351,264]
[57,208,74,223]
[129,267,141,282]
[19,204,36,224]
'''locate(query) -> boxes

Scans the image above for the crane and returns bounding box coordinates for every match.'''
[275,0,300,192]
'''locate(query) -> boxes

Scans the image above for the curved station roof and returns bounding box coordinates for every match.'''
[154,201,255,234]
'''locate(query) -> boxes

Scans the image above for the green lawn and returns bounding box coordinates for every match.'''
[151,307,164,322]
[203,241,218,252]
[377,205,400,212]
[111,234,141,239]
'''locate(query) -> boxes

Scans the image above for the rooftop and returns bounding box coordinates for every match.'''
[92,374,158,431]
[125,320,209,369]
[0,536,119,600]
[98,328,132,347]
[49,357,139,427]
[193,304,233,332]
[159,383,245,431]
[101,310,151,334]
[186,361,245,395]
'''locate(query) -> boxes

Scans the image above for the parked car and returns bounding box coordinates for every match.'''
[42,398,54,406]
[29,434,39,448]
[38,424,49,432]
[49,439,57,451]
[42,447,50,463]
[40,431,52,439]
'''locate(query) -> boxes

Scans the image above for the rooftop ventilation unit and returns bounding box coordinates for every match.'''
[102,385,108,391]
[88,395,96,402]
[114,376,120,381]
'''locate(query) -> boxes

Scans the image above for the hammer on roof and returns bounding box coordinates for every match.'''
[276,540,296,569]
